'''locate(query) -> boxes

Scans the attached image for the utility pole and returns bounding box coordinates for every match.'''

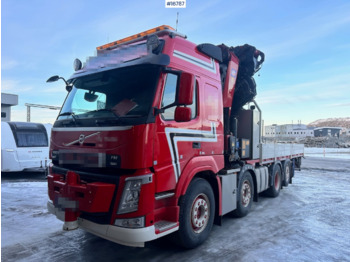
[25,103,61,122]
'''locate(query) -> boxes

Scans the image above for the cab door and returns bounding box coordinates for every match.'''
[153,71,201,192]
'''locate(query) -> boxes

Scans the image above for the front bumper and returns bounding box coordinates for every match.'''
[79,218,179,247]
[48,200,178,247]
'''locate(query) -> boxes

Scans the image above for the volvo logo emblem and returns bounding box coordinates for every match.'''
[63,132,101,146]
[79,134,85,144]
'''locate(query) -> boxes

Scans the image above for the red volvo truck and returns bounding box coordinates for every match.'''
[47,25,303,248]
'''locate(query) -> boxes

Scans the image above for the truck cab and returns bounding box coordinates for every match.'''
[47,25,303,248]
[48,25,227,247]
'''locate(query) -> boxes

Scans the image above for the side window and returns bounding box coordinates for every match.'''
[161,74,198,121]
[161,74,178,120]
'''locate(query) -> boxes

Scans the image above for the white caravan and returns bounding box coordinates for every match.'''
[1,122,52,172]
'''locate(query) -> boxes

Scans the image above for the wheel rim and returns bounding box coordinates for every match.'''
[285,165,290,183]
[274,171,280,190]
[191,193,210,234]
[241,180,252,207]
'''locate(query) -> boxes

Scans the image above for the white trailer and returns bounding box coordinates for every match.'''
[1,122,52,172]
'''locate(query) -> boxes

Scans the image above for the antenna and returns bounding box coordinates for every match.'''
[176,12,179,31]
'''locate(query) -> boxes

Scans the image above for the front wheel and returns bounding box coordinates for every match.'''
[176,178,215,249]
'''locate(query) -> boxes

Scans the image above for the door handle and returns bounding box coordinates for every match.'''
[192,142,201,149]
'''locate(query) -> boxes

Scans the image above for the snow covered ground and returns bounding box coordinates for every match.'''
[2,157,350,261]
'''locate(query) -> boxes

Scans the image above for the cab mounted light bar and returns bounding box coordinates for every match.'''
[97,25,186,51]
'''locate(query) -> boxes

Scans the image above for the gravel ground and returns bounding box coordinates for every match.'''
[2,156,350,262]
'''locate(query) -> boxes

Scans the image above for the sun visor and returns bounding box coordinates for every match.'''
[68,53,170,81]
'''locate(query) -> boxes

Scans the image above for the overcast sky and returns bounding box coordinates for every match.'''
[2,0,350,125]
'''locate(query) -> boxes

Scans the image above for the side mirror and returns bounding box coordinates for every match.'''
[177,72,194,105]
[174,107,191,122]
[84,92,98,102]
[46,75,60,82]
[47,75,72,92]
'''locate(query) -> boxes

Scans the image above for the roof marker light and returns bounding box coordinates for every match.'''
[96,25,175,51]
[73,58,82,71]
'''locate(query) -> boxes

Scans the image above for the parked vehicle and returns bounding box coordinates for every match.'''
[46,25,303,248]
[1,121,51,172]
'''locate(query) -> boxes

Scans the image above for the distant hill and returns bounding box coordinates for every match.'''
[308,117,350,128]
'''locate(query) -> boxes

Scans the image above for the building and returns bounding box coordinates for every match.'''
[340,128,350,136]
[264,124,314,138]
[1,93,18,122]
[314,127,342,137]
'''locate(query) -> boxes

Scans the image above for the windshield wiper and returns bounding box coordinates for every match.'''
[58,111,78,125]
[118,115,142,118]
[90,108,117,116]
[90,109,143,119]
[95,118,119,126]
[91,108,121,118]
[92,108,115,113]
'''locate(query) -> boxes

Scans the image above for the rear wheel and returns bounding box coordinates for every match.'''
[282,160,291,187]
[176,178,215,249]
[266,164,281,197]
[231,171,254,218]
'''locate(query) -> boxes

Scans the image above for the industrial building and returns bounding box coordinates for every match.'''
[1,93,18,122]
[314,127,342,137]
[264,124,314,138]
[341,128,350,136]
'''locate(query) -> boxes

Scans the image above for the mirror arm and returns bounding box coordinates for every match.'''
[162,102,177,110]
[153,101,178,116]
[59,77,69,86]
[153,107,164,116]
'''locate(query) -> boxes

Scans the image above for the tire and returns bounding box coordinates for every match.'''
[176,178,215,249]
[282,160,291,187]
[266,164,281,198]
[231,171,254,218]
[295,157,302,169]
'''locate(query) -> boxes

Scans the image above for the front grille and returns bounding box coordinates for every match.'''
[52,165,120,184]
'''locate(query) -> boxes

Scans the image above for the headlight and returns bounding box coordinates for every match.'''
[117,174,153,214]
[147,34,160,52]
[117,179,142,214]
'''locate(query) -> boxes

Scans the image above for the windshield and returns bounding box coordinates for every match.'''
[57,66,160,126]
